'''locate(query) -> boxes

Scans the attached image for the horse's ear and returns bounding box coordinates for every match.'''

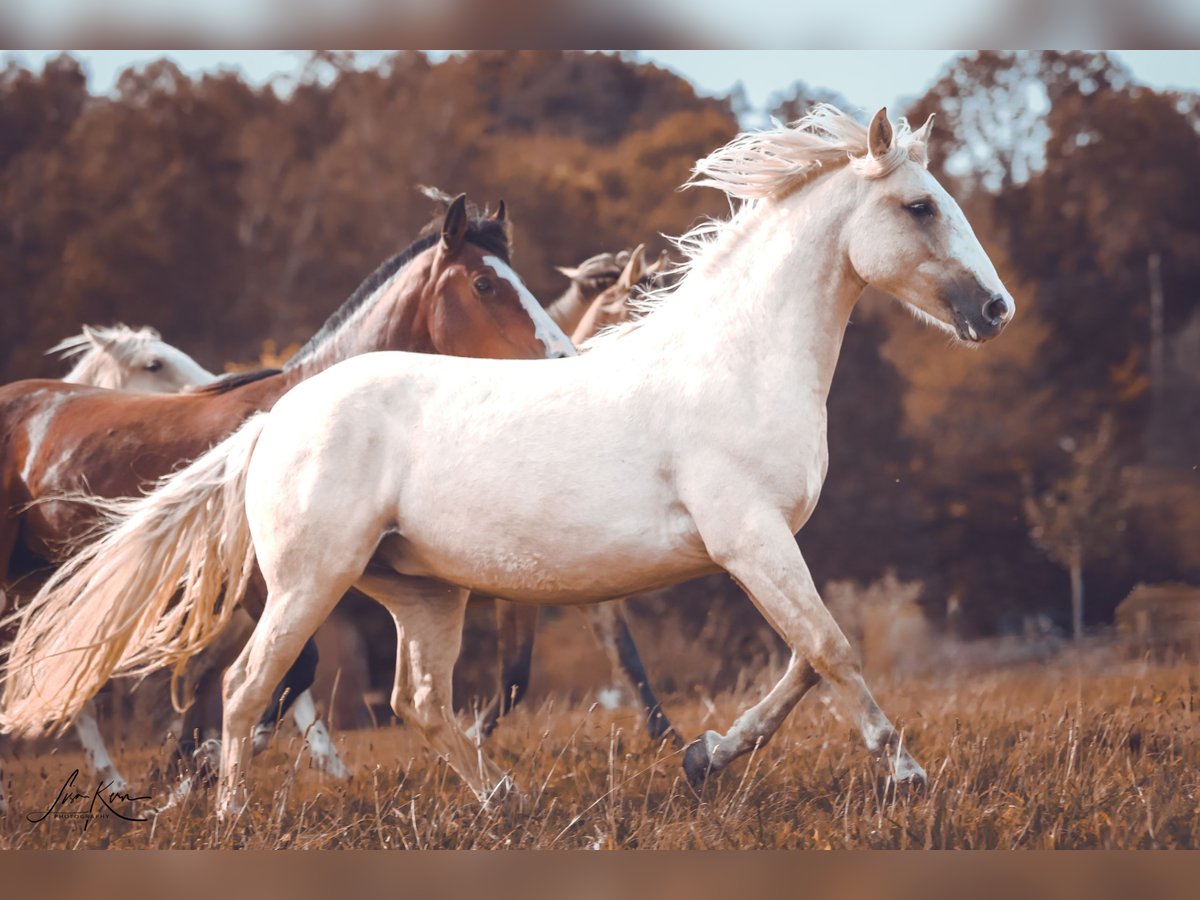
[441,193,469,256]
[82,325,115,351]
[868,107,894,158]
[911,113,935,144]
[619,244,646,289]
[490,199,507,223]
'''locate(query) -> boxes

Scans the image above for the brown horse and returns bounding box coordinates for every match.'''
[476,245,681,744]
[0,196,571,792]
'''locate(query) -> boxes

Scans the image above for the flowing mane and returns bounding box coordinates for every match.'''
[589,105,933,345]
[284,217,511,369]
[690,103,930,202]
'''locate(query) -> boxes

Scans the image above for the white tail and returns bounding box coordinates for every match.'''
[0,414,269,737]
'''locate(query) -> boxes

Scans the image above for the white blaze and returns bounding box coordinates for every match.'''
[483,256,578,358]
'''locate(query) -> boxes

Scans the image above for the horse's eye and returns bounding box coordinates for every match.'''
[904,200,936,220]
[145,359,163,372]
[473,276,494,295]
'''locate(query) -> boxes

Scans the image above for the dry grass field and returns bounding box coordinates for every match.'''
[1,646,1196,849]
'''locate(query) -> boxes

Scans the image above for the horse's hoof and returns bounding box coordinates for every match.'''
[893,767,928,796]
[872,753,927,801]
[185,738,221,788]
[480,775,525,812]
[647,711,684,749]
[322,757,351,780]
[682,736,714,790]
[656,726,685,751]
[97,770,130,796]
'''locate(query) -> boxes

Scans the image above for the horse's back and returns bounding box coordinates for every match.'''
[0,376,284,559]
[258,350,712,603]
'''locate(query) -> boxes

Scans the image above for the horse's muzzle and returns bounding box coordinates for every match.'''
[946,280,1014,343]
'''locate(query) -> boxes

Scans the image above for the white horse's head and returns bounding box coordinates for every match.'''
[50,324,216,392]
[690,104,1014,345]
[842,108,1015,343]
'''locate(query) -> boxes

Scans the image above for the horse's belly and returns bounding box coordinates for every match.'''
[378,508,715,604]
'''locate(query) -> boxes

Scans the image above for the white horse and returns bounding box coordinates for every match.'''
[50,324,215,392]
[2,107,1014,815]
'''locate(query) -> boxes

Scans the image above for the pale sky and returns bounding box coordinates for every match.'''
[6,50,1199,118]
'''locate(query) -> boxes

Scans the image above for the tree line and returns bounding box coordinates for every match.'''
[1,50,1196,640]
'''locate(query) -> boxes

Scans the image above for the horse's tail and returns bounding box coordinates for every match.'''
[0,414,269,737]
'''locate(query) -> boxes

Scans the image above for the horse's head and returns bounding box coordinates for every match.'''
[425,195,575,360]
[556,250,632,302]
[51,325,215,392]
[844,108,1014,344]
[571,245,671,345]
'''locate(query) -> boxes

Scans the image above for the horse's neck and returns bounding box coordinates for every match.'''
[287,269,433,381]
[547,283,593,334]
[626,182,863,409]
[571,294,608,345]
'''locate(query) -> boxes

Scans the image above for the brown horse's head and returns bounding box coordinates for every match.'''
[424,195,575,360]
[571,245,673,346]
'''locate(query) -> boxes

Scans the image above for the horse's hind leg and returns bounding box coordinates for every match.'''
[246,635,346,778]
[252,638,317,742]
[358,573,512,804]
[472,599,538,739]
[584,600,678,745]
[218,574,364,815]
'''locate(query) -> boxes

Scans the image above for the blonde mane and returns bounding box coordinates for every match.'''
[584,105,932,347]
[690,103,930,201]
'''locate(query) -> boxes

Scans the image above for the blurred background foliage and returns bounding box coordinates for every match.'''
[1,49,1197,661]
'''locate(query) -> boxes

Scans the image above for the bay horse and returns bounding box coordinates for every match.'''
[3,107,1015,815]
[0,325,215,809]
[477,245,679,742]
[0,195,573,804]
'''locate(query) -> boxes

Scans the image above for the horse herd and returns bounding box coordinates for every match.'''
[0,106,1013,818]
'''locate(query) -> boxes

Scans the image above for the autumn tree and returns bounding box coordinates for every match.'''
[768,80,854,124]
[1023,416,1127,640]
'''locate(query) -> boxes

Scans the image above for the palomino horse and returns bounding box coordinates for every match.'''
[0,325,214,809]
[51,324,216,392]
[0,196,573,799]
[2,107,1014,814]
[476,245,679,742]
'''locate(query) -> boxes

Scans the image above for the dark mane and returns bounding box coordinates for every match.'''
[184,368,283,395]
[284,218,511,370]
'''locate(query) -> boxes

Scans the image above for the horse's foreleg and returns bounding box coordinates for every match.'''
[584,601,679,745]
[686,509,925,789]
[287,689,349,779]
[74,699,128,793]
[471,599,538,740]
[682,653,820,786]
[360,575,514,805]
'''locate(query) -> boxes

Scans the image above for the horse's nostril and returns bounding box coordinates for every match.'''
[984,294,1011,325]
